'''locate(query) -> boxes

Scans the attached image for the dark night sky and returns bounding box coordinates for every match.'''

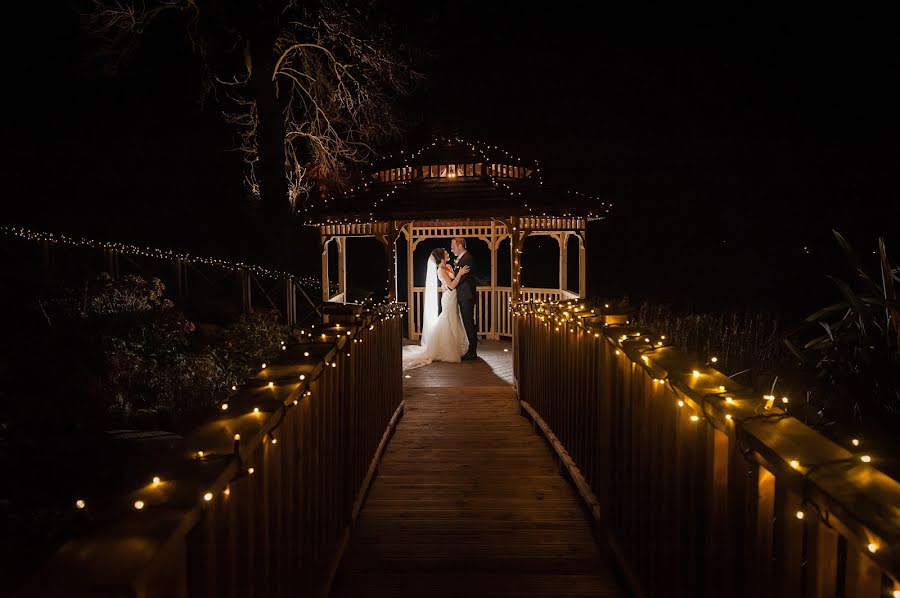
[3,2,898,318]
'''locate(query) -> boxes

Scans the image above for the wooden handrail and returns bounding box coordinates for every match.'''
[513,298,900,598]
[20,303,406,598]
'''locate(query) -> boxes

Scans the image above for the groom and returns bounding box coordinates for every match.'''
[450,237,478,360]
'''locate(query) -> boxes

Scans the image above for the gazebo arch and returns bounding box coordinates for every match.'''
[311,136,609,340]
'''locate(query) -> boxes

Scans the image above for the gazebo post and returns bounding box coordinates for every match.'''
[320,234,331,302]
[558,232,568,295]
[510,216,523,302]
[336,236,347,303]
[490,223,498,340]
[377,220,400,302]
[579,231,587,298]
[406,224,415,339]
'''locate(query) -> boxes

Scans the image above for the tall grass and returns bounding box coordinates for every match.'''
[634,302,788,392]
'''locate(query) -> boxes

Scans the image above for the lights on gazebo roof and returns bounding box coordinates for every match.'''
[305,135,613,225]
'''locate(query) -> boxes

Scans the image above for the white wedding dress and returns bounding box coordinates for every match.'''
[402,256,470,370]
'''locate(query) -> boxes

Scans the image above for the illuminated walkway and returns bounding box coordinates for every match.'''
[330,341,626,597]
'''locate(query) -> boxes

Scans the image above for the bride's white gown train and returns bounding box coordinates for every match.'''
[402,257,470,370]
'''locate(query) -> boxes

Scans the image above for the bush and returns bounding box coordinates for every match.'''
[14,274,289,434]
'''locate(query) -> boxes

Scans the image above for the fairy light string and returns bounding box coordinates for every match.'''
[72,300,405,518]
[307,135,613,225]
[513,297,896,576]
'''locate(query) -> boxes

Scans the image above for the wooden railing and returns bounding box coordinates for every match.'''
[22,303,405,598]
[513,299,900,598]
[409,286,578,340]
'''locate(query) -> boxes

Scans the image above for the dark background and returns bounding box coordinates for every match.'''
[3,2,898,321]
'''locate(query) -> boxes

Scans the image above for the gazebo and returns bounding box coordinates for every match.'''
[309,136,610,340]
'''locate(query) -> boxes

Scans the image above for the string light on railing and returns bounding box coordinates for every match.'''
[2,226,320,290]
[860,455,872,463]
[796,510,805,520]
[75,499,86,510]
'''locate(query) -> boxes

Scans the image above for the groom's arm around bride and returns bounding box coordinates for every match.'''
[452,238,478,358]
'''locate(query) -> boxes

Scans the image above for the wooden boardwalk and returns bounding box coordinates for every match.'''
[330,341,626,598]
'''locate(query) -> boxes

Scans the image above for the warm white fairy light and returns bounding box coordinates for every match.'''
[152,476,160,485]
[861,455,872,463]
[75,499,86,509]
[203,492,213,502]
[1,226,321,289]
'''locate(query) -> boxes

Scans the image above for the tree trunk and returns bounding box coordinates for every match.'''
[247,1,292,270]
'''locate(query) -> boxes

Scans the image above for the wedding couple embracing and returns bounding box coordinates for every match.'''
[402,237,478,370]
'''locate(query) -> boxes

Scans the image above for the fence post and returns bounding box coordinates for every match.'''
[40,239,54,282]
[104,247,119,279]
[174,258,187,300]
[285,276,296,326]
[240,269,252,314]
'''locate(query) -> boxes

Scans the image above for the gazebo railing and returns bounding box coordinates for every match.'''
[409,286,580,340]
[513,298,900,598]
[22,304,405,598]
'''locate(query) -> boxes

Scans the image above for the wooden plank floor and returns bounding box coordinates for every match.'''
[330,341,626,598]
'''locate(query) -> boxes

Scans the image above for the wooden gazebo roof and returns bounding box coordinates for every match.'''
[307,136,611,227]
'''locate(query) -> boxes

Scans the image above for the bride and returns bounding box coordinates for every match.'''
[402,248,472,369]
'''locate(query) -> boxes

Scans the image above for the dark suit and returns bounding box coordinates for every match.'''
[454,251,477,355]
